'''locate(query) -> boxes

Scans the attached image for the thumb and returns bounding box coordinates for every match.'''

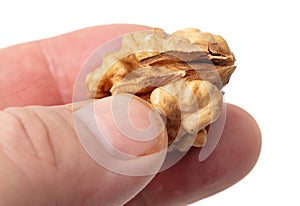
[0,94,167,206]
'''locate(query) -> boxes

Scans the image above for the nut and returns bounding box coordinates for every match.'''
[86,28,236,151]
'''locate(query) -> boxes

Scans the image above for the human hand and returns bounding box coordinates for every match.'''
[0,24,261,205]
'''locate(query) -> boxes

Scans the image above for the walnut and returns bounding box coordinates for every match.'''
[86,28,236,151]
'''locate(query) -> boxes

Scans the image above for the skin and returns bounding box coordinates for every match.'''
[0,24,261,205]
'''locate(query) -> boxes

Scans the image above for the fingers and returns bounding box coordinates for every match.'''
[0,24,151,109]
[126,104,262,205]
[0,95,166,206]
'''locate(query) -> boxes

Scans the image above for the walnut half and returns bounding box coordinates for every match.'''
[86,28,236,152]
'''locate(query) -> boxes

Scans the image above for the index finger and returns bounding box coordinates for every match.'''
[0,24,150,109]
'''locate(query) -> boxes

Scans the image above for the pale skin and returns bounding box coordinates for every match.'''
[0,24,261,205]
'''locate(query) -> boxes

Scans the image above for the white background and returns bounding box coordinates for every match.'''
[1,0,299,205]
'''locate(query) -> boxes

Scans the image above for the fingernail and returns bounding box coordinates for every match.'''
[65,99,95,112]
[72,94,167,176]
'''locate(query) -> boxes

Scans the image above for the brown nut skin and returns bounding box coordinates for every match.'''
[86,28,236,151]
[150,80,223,149]
[173,28,231,56]
[86,28,235,98]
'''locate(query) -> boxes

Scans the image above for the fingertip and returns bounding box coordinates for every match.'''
[200,103,262,191]
[126,103,262,205]
[225,103,262,167]
[195,103,262,199]
[93,94,167,157]
[73,94,167,176]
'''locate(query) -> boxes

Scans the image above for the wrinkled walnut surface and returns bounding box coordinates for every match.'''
[86,28,236,151]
